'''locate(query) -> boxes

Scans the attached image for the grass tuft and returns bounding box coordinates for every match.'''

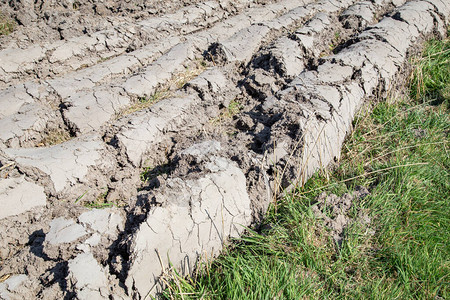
[409,33,449,106]
[128,89,172,114]
[120,59,209,116]
[0,12,15,36]
[84,189,117,209]
[210,99,243,125]
[75,188,120,209]
[36,128,72,147]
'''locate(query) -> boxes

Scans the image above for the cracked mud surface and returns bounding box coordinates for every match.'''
[0,0,449,298]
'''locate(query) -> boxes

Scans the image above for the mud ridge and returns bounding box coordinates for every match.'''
[0,0,267,87]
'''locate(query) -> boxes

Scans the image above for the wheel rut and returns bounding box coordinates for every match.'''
[0,0,448,298]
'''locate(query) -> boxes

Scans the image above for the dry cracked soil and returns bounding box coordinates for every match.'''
[0,0,448,298]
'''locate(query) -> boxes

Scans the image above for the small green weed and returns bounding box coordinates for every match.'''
[328,30,342,52]
[210,99,243,125]
[76,188,117,209]
[0,12,15,36]
[227,100,243,116]
[140,163,171,183]
[84,202,115,209]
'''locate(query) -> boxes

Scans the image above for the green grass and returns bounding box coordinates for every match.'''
[409,34,449,106]
[162,36,449,299]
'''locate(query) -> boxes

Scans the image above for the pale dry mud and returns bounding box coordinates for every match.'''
[0,0,449,298]
[0,0,261,87]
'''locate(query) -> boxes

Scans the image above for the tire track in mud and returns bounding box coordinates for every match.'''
[1,0,317,88]
[0,0,448,298]
[0,0,315,149]
[0,0,263,87]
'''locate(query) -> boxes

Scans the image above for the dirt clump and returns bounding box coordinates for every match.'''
[312,186,372,247]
